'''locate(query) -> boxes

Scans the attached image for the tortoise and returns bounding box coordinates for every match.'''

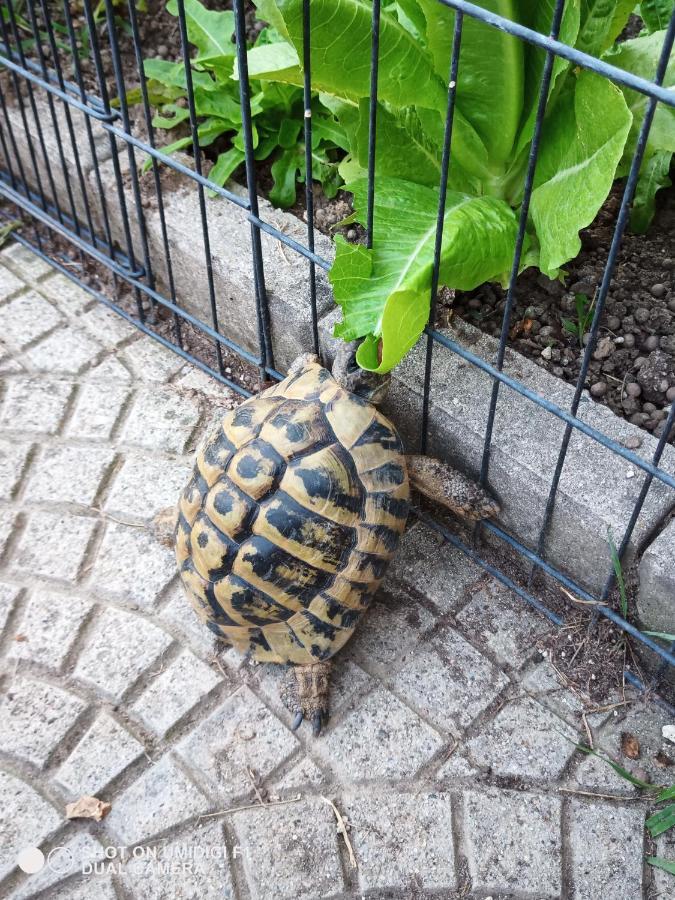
[175,342,499,735]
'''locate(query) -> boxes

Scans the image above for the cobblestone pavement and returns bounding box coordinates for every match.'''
[0,244,673,900]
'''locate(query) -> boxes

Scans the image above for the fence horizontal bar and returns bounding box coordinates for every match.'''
[436,0,675,108]
[0,50,119,121]
[428,327,675,491]
[0,179,283,379]
[413,507,565,625]
[248,213,331,270]
[481,520,675,667]
[0,40,107,113]
[624,671,675,717]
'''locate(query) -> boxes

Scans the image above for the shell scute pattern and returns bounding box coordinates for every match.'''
[177,361,410,665]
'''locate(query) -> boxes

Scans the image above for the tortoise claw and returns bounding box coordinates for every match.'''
[312,711,323,737]
[291,711,304,731]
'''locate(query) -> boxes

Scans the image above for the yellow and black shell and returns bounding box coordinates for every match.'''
[175,357,410,665]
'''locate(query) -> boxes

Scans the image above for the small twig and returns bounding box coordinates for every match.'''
[321,796,357,869]
[197,796,302,820]
[96,509,145,528]
[246,767,266,806]
[558,787,644,802]
[581,711,594,750]
[568,636,587,667]
[560,586,603,606]
[585,700,631,715]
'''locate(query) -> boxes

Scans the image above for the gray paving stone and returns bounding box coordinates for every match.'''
[0,770,61,880]
[174,366,238,404]
[0,580,21,634]
[55,712,145,796]
[121,386,200,453]
[66,381,130,440]
[522,661,619,731]
[87,521,176,607]
[463,788,562,895]
[315,684,444,782]
[105,755,210,845]
[1,378,74,434]
[131,650,222,736]
[385,521,485,612]
[273,756,327,793]
[231,798,344,900]
[2,242,53,281]
[8,590,91,669]
[344,790,456,891]
[345,588,435,672]
[10,512,97,583]
[74,606,173,700]
[0,290,62,349]
[0,264,24,301]
[0,509,17,558]
[44,875,117,900]
[466,695,579,781]
[13,831,105,899]
[121,339,187,383]
[0,438,32,499]
[121,821,235,899]
[24,328,102,375]
[80,303,138,348]
[0,677,86,768]
[158,579,215,656]
[575,699,674,795]
[568,799,644,899]
[175,685,298,796]
[389,630,508,735]
[436,750,480,779]
[39,272,93,317]
[23,446,114,506]
[104,454,191,521]
[85,354,133,383]
[652,828,675,898]
[456,581,549,668]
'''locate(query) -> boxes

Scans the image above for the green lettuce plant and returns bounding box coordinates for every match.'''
[135,0,346,205]
[142,0,675,374]
[246,0,675,372]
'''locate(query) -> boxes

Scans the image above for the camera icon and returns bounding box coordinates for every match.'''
[47,846,75,877]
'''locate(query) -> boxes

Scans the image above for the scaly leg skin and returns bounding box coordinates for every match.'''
[281,662,331,736]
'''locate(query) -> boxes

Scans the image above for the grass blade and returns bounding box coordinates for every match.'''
[647,856,675,875]
[646,804,675,838]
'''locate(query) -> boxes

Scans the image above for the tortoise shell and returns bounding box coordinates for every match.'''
[175,357,410,665]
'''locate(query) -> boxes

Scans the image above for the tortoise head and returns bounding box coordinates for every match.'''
[331,340,390,406]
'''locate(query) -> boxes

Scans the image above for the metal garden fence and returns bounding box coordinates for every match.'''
[0,0,674,704]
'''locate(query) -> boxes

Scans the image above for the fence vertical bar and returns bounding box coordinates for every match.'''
[39,0,97,245]
[233,0,274,377]
[479,0,566,486]
[365,0,381,249]
[420,11,464,455]
[125,0,183,346]
[61,0,115,257]
[302,0,319,356]
[534,12,675,564]
[82,0,145,319]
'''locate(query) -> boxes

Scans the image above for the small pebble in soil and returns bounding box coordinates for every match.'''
[624,434,643,449]
[625,382,642,398]
[622,334,635,348]
[347,228,357,241]
[667,386,675,402]
[643,335,660,351]
[634,307,650,324]
[651,283,667,299]
[541,346,552,360]
[606,316,621,331]
[590,381,607,398]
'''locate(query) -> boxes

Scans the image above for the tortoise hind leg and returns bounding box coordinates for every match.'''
[281,662,331,736]
[406,454,500,521]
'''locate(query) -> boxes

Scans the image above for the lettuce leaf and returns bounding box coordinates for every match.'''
[329,177,518,372]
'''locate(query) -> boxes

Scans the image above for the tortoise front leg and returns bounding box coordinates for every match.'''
[281,662,331,736]
[406,454,500,521]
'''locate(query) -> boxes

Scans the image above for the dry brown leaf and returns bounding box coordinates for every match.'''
[150,505,178,548]
[621,732,640,760]
[655,750,673,769]
[65,796,111,821]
